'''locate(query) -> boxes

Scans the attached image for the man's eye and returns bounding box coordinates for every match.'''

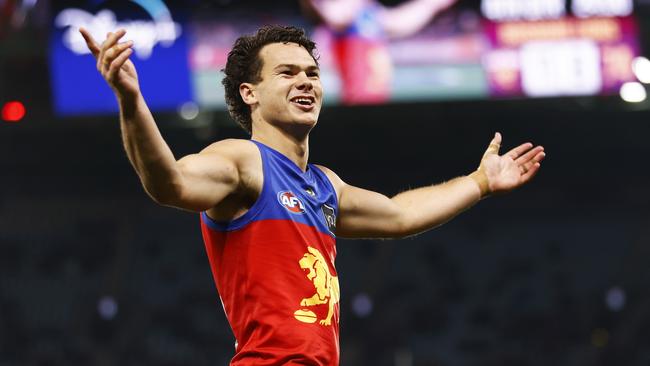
[309,72,320,78]
[281,70,292,75]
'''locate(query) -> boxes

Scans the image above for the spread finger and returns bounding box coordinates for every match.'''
[506,142,533,160]
[79,28,100,57]
[514,146,543,164]
[102,41,133,72]
[98,30,126,69]
[107,48,133,81]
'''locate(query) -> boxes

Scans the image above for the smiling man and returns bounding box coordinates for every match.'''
[80,25,545,366]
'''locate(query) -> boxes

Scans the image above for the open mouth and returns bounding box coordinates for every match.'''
[290,96,315,110]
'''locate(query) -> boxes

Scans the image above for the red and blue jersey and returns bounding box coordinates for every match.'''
[200,140,340,366]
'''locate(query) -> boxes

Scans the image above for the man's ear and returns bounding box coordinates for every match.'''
[239,83,257,106]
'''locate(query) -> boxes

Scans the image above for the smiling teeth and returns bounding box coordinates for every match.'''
[291,97,314,105]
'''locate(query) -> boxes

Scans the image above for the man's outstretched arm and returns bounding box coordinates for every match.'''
[321,133,545,239]
[80,28,240,211]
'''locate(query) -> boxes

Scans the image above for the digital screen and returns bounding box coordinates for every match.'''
[484,16,639,97]
[49,1,193,115]
[481,0,639,97]
[188,11,489,108]
[48,0,644,116]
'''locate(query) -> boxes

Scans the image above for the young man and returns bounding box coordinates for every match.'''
[80,25,544,366]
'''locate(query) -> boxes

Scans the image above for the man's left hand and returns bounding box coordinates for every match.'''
[477,132,545,196]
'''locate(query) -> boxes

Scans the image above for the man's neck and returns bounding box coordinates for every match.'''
[251,123,310,172]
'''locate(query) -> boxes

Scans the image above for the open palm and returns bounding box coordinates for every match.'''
[479,133,545,195]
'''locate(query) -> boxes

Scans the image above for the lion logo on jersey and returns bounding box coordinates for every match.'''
[294,246,340,326]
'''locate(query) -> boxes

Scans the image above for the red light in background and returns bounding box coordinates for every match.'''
[2,101,26,122]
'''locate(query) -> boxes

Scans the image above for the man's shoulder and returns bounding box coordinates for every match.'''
[313,164,345,192]
[201,138,264,195]
[200,138,259,163]
[201,138,256,153]
[195,139,263,185]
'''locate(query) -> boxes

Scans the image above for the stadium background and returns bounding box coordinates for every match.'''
[1,0,650,365]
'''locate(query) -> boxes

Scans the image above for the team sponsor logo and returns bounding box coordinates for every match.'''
[277,191,306,214]
[321,204,336,234]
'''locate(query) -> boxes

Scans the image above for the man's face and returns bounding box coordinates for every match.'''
[250,42,323,131]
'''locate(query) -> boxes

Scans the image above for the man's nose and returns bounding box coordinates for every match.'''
[295,72,313,90]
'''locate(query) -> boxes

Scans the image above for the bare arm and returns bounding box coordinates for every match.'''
[322,133,546,239]
[328,173,482,238]
[378,0,458,39]
[80,28,240,211]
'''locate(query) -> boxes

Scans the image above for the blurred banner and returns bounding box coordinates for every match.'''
[49,0,193,115]
[48,0,642,116]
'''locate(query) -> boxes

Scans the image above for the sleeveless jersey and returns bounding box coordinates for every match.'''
[200,140,340,366]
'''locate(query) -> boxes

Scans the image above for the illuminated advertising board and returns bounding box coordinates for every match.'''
[49,0,192,115]
[48,0,644,117]
[481,0,639,98]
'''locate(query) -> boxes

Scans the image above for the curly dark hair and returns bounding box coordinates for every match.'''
[222,25,319,134]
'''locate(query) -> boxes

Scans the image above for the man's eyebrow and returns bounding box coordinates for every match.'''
[274,64,320,71]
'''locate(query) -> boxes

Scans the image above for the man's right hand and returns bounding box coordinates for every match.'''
[79,28,140,101]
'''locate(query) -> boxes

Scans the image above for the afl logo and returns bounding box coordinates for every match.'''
[278,191,306,214]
